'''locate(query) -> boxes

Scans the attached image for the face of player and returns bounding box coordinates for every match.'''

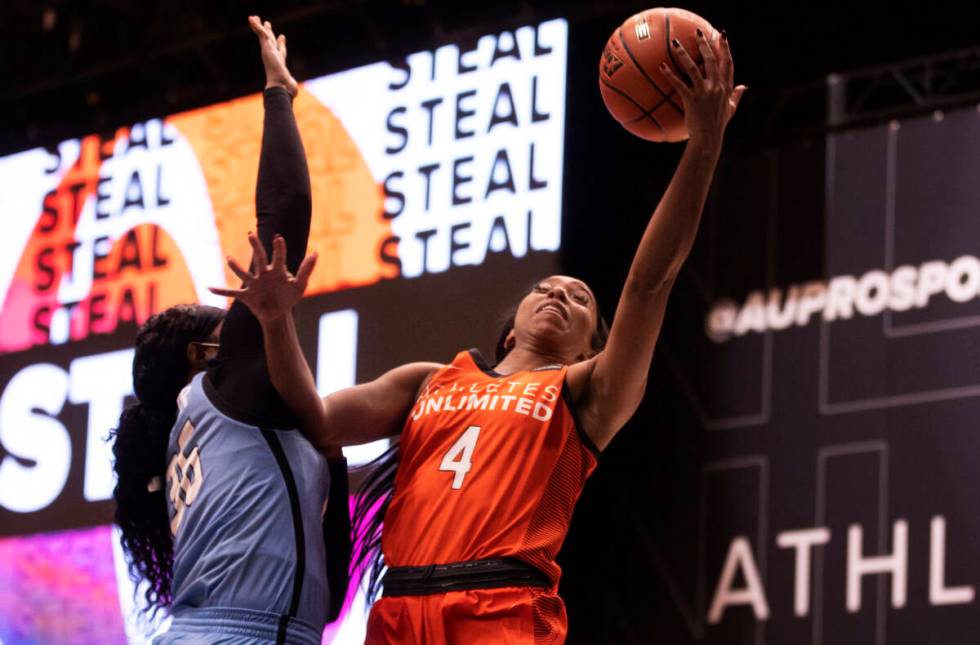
[509,275,598,362]
[186,320,223,378]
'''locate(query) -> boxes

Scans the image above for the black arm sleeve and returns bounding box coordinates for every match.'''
[324,457,352,622]
[204,87,312,427]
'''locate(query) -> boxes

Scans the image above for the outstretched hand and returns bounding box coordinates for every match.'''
[209,233,317,324]
[248,15,298,98]
[659,29,746,151]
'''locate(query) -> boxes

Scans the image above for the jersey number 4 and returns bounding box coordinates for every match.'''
[439,425,481,489]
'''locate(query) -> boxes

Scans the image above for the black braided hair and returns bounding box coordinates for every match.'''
[110,303,224,615]
[349,442,401,604]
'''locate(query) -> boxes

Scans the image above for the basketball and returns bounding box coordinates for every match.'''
[599,8,720,142]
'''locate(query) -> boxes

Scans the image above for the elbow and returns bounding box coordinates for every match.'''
[623,272,676,299]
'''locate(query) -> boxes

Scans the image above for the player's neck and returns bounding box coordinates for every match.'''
[494,346,572,375]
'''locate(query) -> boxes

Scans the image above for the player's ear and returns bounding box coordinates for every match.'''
[187,342,208,370]
[504,329,516,352]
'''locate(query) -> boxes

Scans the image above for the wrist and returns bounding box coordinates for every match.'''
[686,135,723,158]
[258,312,290,331]
[264,82,296,99]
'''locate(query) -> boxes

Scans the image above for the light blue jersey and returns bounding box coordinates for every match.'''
[156,372,330,645]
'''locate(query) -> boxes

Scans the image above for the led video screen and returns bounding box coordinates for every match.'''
[0,18,567,643]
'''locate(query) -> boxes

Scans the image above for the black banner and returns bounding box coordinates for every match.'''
[560,106,980,644]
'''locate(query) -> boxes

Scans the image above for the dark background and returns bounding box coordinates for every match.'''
[3,2,980,643]
[2,0,979,156]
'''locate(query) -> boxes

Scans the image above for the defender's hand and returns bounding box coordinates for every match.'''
[248,15,298,98]
[209,233,317,323]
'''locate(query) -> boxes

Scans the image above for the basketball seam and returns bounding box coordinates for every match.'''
[623,96,674,125]
[617,24,684,115]
[599,77,665,132]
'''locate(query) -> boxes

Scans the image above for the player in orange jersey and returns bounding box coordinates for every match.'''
[214,32,744,644]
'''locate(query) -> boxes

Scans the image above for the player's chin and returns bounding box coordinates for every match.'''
[534,320,589,350]
[530,315,567,336]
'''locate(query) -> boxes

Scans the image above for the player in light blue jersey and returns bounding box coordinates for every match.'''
[111,17,350,644]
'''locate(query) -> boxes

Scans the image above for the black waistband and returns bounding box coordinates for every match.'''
[382,557,551,597]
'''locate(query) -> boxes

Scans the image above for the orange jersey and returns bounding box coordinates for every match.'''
[382,349,599,585]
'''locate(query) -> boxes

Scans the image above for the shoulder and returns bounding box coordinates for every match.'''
[564,354,620,452]
[380,361,444,396]
[396,361,444,379]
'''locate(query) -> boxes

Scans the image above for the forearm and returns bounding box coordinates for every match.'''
[626,139,721,292]
[260,312,332,446]
[319,361,441,446]
[256,87,312,273]
[218,89,312,361]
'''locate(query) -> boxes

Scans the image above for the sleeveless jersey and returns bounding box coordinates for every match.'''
[164,372,330,640]
[382,349,599,586]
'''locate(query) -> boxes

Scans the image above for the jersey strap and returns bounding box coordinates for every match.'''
[381,557,551,596]
[259,428,307,645]
[466,347,601,458]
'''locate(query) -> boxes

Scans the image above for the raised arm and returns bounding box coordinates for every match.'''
[216,17,307,358]
[211,234,440,451]
[570,31,745,450]
[207,16,312,427]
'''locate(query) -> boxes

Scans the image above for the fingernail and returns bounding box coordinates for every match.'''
[721,29,728,40]
[696,29,703,38]
[672,38,681,48]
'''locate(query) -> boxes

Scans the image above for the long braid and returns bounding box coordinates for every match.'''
[110,304,224,614]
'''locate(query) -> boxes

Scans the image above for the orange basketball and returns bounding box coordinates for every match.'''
[599,8,719,142]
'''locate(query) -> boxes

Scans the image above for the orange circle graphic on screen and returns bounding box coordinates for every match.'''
[169,89,395,295]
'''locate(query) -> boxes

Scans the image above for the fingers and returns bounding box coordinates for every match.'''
[294,252,318,291]
[249,15,271,40]
[208,286,247,298]
[717,29,734,89]
[270,234,287,271]
[248,232,270,269]
[227,256,253,283]
[249,16,282,51]
[659,61,692,101]
[670,39,704,88]
[695,29,719,86]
